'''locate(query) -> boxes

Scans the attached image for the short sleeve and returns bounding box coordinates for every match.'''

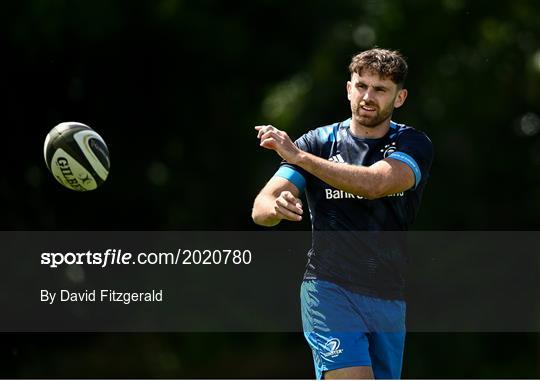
[388,130,433,189]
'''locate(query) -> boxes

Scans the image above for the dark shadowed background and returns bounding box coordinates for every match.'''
[2,0,540,378]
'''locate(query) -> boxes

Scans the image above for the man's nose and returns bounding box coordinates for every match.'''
[362,89,373,100]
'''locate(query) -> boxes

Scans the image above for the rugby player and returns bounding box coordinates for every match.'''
[252,48,433,379]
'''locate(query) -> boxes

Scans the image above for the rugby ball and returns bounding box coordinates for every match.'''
[44,122,110,191]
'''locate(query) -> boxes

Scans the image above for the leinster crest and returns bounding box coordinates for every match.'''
[381,142,397,158]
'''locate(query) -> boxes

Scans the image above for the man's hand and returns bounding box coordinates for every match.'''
[272,190,303,222]
[252,177,303,227]
[255,125,302,164]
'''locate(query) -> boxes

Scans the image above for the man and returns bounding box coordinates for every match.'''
[252,48,433,379]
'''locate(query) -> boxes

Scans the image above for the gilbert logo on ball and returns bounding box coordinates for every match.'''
[44,122,110,191]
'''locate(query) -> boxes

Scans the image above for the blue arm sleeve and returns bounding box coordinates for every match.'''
[274,166,306,193]
[388,151,422,189]
[389,130,433,190]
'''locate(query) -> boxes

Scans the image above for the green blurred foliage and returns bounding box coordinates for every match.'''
[2,0,540,378]
[3,0,540,230]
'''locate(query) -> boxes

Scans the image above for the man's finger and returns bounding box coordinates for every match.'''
[276,196,303,215]
[255,125,275,139]
[282,191,301,204]
[275,205,302,222]
[255,126,265,138]
[260,138,276,149]
[282,192,303,210]
[280,191,293,199]
[259,130,279,142]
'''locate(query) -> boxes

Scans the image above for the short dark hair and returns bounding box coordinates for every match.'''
[349,48,408,87]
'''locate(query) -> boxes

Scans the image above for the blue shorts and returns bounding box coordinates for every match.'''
[300,280,406,379]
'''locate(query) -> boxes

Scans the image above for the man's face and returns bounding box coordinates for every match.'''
[347,71,407,128]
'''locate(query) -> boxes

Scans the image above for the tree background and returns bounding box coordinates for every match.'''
[2,0,540,378]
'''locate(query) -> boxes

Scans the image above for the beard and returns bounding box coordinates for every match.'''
[352,99,395,128]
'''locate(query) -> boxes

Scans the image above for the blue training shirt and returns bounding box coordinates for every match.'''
[275,118,433,300]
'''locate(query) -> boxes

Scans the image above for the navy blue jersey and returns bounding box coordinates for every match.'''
[275,118,433,300]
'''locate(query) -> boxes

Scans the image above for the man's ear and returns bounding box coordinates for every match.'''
[394,88,408,108]
[346,81,352,101]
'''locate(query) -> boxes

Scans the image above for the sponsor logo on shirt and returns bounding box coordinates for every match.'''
[325,188,404,199]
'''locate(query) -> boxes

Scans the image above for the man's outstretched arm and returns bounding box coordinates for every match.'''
[255,125,415,200]
[295,153,413,199]
[252,176,303,227]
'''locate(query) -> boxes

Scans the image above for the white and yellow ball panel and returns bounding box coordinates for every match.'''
[44,122,110,191]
